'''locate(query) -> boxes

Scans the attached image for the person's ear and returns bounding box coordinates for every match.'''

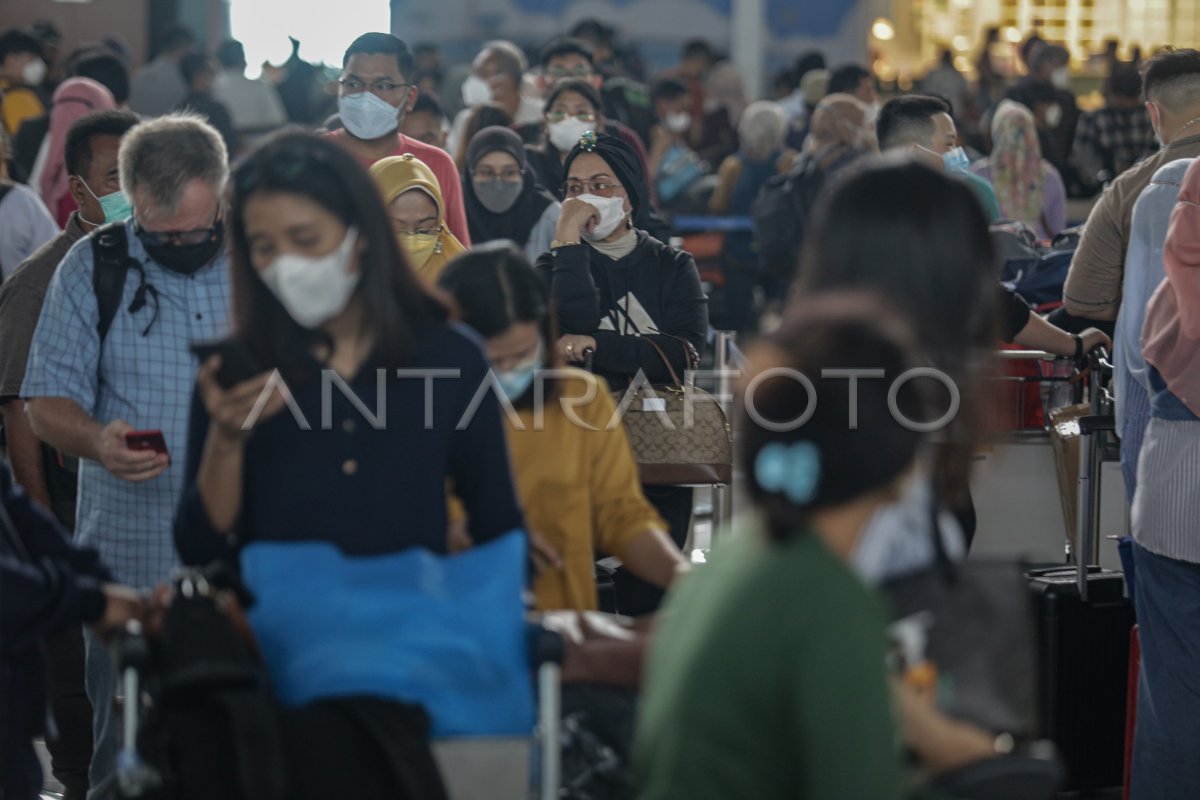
[68,175,89,207]
[404,85,419,114]
[590,75,603,91]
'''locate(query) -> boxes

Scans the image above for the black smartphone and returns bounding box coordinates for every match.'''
[190,339,263,389]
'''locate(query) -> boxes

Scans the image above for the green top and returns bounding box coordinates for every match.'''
[634,523,903,800]
[962,172,1003,222]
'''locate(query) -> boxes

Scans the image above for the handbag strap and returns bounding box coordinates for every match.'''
[642,336,685,389]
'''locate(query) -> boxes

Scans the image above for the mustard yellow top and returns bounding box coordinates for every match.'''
[508,369,666,611]
[368,153,465,281]
[0,81,45,137]
[446,370,665,609]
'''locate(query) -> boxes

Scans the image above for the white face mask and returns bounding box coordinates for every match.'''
[259,228,360,329]
[22,57,47,86]
[461,74,494,107]
[1051,66,1070,90]
[665,111,692,134]
[338,91,402,140]
[1044,103,1064,129]
[576,193,628,241]
[548,118,592,152]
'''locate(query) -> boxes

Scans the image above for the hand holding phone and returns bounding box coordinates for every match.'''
[125,430,169,460]
[190,339,263,389]
[96,420,170,482]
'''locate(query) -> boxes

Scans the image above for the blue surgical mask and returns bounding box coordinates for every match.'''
[943,146,971,174]
[79,178,134,224]
[496,343,543,402]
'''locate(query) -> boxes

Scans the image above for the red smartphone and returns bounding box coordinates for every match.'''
[125,430,169,461]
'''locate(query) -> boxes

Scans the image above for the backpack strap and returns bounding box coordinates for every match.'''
[91,223,134,342]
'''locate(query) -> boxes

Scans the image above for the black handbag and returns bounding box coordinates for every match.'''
[883,498,1038,739]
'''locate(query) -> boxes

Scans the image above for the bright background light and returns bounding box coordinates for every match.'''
[230,0,390,77]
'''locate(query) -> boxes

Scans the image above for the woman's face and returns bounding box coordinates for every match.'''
[485,321,542,372]
[242,191,355,274]
[566,152,632,216]
[474,151,522,185]
[387,189,440,235]
[548,90,603,128]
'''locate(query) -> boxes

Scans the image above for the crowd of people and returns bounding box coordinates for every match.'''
[0,15,1198,800]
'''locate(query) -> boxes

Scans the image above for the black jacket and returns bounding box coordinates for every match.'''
[0,463,110,765]
[536,231,708,388]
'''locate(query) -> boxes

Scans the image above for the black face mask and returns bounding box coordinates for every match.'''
[139,221,225,275]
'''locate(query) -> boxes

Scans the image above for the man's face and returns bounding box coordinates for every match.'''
[927,112,958,155]
[655,94,691,122]
[2,50,40,84]
[70,134,123,225]
[135,177,220,234]
[855,77,879,106]
[401,110,446,148]
[340,52,416,114]
[193,60,216,94]
[541,53,598,94]
[475,52,517,101]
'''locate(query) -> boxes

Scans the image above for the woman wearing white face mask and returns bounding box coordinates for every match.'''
[536,130,707,615]
[525,79,653,205]
[439,243,688,611]
[462,126,560,263]
[177,132,525,607]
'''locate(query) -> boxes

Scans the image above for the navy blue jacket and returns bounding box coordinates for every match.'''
[175,322,526,564]
[0,462,111,759]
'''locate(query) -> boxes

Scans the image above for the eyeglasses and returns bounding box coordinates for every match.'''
[135,208,222,247]
[546,66,594,80]
[473,167,523,182]
[545,110,597,124]
[338,78,414,95]
[563,180,624,198]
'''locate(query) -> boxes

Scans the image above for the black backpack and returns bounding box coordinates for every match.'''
[750,151,833,281]
[91,222,154,342]
[751,147,865,283]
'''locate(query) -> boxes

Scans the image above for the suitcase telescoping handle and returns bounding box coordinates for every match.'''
[1076,347,1115,600]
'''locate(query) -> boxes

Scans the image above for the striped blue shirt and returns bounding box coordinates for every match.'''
[22,220,231,588]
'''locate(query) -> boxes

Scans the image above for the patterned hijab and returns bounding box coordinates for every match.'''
[989,100,1044,230]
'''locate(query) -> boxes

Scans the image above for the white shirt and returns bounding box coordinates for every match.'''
[213,70,288,135]
[0,182,59,280]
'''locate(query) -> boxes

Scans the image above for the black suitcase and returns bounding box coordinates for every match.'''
[1027,348,1135,793]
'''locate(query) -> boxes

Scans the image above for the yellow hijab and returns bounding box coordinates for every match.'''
[369,153,465,281]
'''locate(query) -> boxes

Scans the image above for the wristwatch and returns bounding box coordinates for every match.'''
[1072,333,1084,360]
[550,239,582,251]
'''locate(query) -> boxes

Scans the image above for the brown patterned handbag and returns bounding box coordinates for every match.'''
[610,335,733,486]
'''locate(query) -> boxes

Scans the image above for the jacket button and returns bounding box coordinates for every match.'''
[342,459,359,476]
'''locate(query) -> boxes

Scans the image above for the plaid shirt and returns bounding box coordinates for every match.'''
[1072,107,1159,189]
[22,220,231,588]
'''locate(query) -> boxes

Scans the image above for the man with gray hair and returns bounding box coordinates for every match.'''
[449,40,543,154]
[22,113,231,796]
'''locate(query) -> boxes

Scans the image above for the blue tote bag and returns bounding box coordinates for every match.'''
[240,530,533,737]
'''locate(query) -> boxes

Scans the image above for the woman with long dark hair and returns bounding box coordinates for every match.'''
[174,133,524,797]
[535,130,707,615]
[798,159,996,571]
[439,242,687,611]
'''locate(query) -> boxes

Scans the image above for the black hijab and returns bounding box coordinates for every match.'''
[561,131,655,232]
[463,126,558,248]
